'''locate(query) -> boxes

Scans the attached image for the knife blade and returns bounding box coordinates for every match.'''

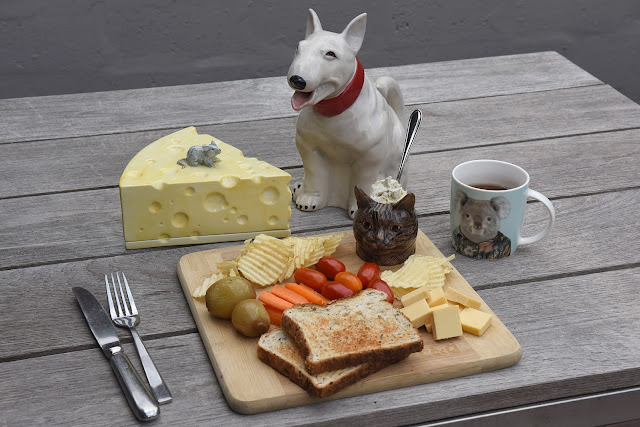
[73,287,160,421]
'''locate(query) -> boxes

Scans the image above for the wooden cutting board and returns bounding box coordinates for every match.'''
[177,230,521,414]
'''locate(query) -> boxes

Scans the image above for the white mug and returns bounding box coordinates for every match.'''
[450,160,555,259]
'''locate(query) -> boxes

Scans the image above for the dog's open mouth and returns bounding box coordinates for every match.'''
[291,90,315,111]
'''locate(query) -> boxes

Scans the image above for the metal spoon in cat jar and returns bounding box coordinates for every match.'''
[396,109,422,181]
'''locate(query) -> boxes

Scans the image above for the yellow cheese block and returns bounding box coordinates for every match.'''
[399,299,431,328]
[426,287,446,307]
[426,301,450,324]
[400,285,431,307]
[445,288,482,309]
[119,127,291,249]
[460,307,492,336]
[432,305,463,340]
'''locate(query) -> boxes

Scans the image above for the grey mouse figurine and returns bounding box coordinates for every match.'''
[177,141,222,168]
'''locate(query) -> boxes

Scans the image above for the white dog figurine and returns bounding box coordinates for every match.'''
[288,9,406,218]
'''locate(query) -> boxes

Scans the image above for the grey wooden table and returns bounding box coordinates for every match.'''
[1,52,639,427]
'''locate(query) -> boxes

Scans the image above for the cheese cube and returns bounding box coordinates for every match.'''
[427,287,446,307]
[400,299,431,328]
[400,285,431,307]
[460,307,492,336]
[432,305,463,340]
[425,322,432,333]
[445,288,482,309]
[119,127,291,249]
[426,302,450,323]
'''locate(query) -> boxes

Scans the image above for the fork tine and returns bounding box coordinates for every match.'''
[116,272,131,316]
[105,275,117,319]
[111,273,124,317]
[121,273,138,315]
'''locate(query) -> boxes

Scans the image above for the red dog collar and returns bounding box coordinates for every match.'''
[313,57,365,117]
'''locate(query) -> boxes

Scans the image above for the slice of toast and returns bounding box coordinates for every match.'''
[281,289,424,375]
[258,328,400,398]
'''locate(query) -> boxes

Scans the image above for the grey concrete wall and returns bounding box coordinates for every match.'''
[1,0,639,102]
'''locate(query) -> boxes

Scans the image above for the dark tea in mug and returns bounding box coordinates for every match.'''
[470,184,510,191]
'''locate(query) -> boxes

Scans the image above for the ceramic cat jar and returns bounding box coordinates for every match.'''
[353,185,418,265]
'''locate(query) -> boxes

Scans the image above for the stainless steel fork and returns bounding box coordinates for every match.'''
[106,272,172,404]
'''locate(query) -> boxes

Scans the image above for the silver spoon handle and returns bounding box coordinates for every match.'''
[397,109,422,181]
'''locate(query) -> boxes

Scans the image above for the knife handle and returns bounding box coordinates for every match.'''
[109,347,160,421]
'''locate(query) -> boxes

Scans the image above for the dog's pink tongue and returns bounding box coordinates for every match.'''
[291,91,313,111]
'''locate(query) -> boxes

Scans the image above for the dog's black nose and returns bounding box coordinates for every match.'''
[289,75,306,90]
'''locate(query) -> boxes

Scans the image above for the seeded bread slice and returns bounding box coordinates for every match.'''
[281,289,424,375]
[258,329,403,398]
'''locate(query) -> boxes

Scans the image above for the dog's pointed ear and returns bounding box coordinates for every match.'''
[342,13,367,53]
[306,9,322,37]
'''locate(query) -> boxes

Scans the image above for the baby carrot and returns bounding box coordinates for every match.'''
[263,303,283,326]
[271,284,309,305]
[284,282,329,305]
[258,291,294,312]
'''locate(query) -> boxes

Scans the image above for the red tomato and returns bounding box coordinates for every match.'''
[358,262,381,288]
[368,278,394,303]
[294,267,327,292]
[334,271,363,293]
[315,256,346,280]
[321,281,355,300]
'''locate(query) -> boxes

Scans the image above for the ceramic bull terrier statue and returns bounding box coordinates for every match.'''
[287,9,407,219]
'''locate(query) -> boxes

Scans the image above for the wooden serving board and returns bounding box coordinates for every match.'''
[177,230,521,414]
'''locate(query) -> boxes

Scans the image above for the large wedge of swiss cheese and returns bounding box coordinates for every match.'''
[119,127,291,249]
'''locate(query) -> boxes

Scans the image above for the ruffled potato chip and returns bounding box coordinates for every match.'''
[215,260,239,277]
[196,232,349,293]
[278,236,324,281]
[322,231,347,256]
[237,234,293,287]
[192,271,225,299]
[381,254,455,297]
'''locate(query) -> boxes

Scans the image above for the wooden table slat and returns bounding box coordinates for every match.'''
[0,52,601,144]
[2,84,639,200]
[1,129,639,271]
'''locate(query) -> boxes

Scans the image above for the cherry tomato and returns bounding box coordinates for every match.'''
[358,262,381,288]
[315,256,346,280]
[368,278,394,303]
[321,281,355,300]
[334,271,363,293]
[294,267,327,292]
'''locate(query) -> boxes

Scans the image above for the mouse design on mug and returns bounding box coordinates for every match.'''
[452,190,511,259]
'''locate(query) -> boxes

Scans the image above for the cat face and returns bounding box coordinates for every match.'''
[353,186,418,265]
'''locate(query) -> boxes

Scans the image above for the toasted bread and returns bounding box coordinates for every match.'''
[258,329,400,398]
[281,289,424,375]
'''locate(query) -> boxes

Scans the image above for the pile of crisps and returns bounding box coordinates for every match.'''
[380,254,456,298]
[193,232,347,298]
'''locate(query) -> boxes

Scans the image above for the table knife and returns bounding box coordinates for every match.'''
[73,287,160,421]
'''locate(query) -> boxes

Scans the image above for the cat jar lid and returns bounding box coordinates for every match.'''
[353,180,418,266]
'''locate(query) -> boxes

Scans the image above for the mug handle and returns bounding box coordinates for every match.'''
[518,189,555,246]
